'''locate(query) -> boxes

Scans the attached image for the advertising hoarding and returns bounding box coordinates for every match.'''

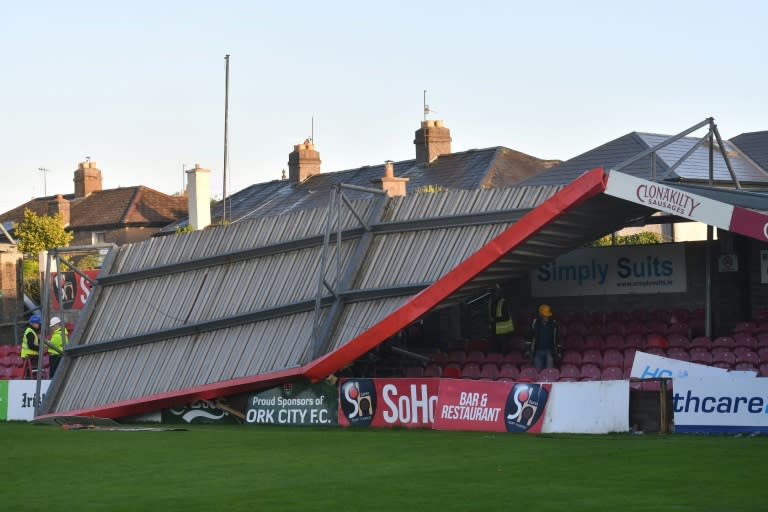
[531,244,687,297]
[338,378,439,428]
[674,376,768,433]
[247,380,338,426]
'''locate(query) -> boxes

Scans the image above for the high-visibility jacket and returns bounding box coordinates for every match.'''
[494,298,515,335]
[49,327,69,356]
[21,327,39,358]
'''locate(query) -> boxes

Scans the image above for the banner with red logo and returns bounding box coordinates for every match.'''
[433,379,551,433]
[338,378,439,428]
[51,270,99,310]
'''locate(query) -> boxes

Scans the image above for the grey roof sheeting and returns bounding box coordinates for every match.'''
[521,131,768,188]
[45,184,570,416]
[731,131,768,171]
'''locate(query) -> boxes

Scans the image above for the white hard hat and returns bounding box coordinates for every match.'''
[49,316,62,327]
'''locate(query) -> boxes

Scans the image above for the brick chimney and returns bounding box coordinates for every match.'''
[73,161,103,197]
[288,140,321,183]
[414,119,452,164]
[186,164,211,230]
[372,161,409,197]
[47,194,70,226]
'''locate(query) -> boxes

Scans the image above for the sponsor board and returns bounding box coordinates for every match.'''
[605,171,733,229]
[531,244,686,297]
[5,380,51,421]
[674,376,768,433]
[0,380,7,420]
[162,400,239,424]
[631,351,728,380]
[541,380,629,434]
[339,378,439,428]
[433,379,550,433]
[247,380,338,426]
[51,270,99,310]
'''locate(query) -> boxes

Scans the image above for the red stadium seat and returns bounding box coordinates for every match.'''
[630,309,648,322]
[734,322,756,333]
[713,336,735,349]
[560,350,582,366]
[424,364,442,377]
[667,334,690,349]
[666,322,689,336]
[603,334,624,350]
[713,361,732,370]
[558,364,580,381]
[624,349,638,370]
[602,349,624,369]
[733,334,758,350]
[443,365,462,379]
[735,350,760,367]
[624,334,645,350]
[581,349,603,367]
[498,364,519,380]
[733,362,758,373]
[503,352,526,366]
[757,347,768,362]
[582,335,602,350]
[667,348,690,362]
[519,367,539,382]
[759,363,768,377]
[479,364,500,380]
[406,366,425,378]
[537,368,560,382]
[690,349,713,365]
[690,336,712,349]
[466,351,485,364]
[601,367,624,380]
[461,363,481,379]
[579,363,601,381]
[484,352,503,365]
[671,308,691,323]
[447,351,467,364]
[563,334,584,349]
[602,322,626,337]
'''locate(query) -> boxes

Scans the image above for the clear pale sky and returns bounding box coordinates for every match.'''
[2,1,766,212]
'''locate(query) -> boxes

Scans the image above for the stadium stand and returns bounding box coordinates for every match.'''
[537,368,560,382]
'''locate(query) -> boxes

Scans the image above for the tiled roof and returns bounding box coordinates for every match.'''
[0,187,187,231]
[173,146,558,230]
[70,187,187,228]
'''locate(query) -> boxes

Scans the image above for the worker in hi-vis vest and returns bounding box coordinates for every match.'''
[21,314,42,377]
[48,316,68,377]
[492,291,515,352]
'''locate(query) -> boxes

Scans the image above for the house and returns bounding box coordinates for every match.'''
[0,161,188,246]
[164,119,561,231]
[518,127,768,241]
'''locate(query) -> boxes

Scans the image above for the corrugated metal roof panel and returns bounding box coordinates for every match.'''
[329,298,411,352]
[117,200,372,273]
[80,242,353,343]
[53,310,321,412]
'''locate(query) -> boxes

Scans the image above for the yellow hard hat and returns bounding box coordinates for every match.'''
[538,304,552,317]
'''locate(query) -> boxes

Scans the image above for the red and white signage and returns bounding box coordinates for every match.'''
[605,171,733,228]
[338,378,440,428]
[605,171,768,243]
[433,379,550,434]
[51,270,99,310]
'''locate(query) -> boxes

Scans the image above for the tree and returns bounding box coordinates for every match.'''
[14,208,73,254]
[587,231,661,247]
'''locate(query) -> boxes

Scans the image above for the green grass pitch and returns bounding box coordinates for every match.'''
[1,422,766,511]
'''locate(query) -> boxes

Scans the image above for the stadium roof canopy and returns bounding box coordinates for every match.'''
[41,119,768,420]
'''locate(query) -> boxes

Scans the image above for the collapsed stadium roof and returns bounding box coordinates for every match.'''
[40,121,768,420]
